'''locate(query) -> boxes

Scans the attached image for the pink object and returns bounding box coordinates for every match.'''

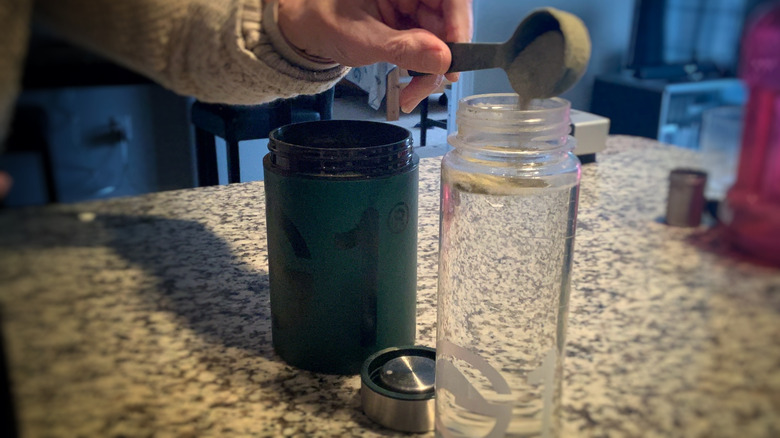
[723,2,780,264]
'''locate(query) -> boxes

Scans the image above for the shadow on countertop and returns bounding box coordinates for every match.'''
[0,210,276,356]
[0,209,386,432]
[684,225,780,271]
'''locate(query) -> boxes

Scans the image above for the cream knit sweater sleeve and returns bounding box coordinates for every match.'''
[32,0,349,104]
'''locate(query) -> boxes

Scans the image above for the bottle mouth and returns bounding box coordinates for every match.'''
[452,94,573,154]
[265,120,416,178]
[460,94,570,113]
[457,94,571,131]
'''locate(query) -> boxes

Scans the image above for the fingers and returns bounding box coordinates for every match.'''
[396,0,420,16]
[442,0,474,42]
[400,73,445,113]
[377,0,399,28]
[281,0,466,76]
[387,0,471,80]
[353,24,451,74]
[419,0,444,8]
[385,29,450,73]
[387,0,469,43]
[416,4,445,38]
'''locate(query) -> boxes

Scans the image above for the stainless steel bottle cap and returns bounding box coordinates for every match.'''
[360,346,435,433]
[666,168,708,227]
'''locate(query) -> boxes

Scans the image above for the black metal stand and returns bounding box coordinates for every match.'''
[190,88,334,186]
[418,97,447,147]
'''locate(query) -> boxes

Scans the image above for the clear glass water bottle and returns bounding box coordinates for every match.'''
[435,94,580,438]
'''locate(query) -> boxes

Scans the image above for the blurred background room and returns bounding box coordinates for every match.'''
[1,0,776,207]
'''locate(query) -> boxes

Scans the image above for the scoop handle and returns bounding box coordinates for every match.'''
[408,42,504,76]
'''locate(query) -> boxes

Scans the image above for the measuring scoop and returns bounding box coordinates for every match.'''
[414,8,591,99]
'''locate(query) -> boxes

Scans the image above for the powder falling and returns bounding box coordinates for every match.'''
[508,30,566,109]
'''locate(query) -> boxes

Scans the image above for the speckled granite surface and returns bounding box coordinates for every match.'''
[0,136,778,437]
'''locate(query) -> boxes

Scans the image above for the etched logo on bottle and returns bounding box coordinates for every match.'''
[388,202,410,233]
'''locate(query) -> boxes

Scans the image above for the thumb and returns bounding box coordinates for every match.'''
[354,26,451,74]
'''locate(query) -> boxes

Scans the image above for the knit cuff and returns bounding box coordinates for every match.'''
[246,0,338,71]
[264,0,340,71]
[234,0,347,101]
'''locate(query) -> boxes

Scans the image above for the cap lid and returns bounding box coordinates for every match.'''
[666,168,708,227]
[360,346,435,433]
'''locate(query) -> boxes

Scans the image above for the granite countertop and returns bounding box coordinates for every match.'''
[0,135,778,437]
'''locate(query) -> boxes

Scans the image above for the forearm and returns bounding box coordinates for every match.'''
[33,0,348,104]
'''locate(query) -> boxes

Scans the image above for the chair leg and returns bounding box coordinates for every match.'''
[225,138,241,184]
[316,87,335,121]
[195,127,219,186]
[40,140,58,203]
[420,97,429,147]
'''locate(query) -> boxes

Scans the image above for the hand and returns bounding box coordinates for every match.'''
[276,0,473,113]
[0,171,11,201]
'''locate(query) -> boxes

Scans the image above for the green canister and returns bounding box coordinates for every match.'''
[263,120,418,375]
